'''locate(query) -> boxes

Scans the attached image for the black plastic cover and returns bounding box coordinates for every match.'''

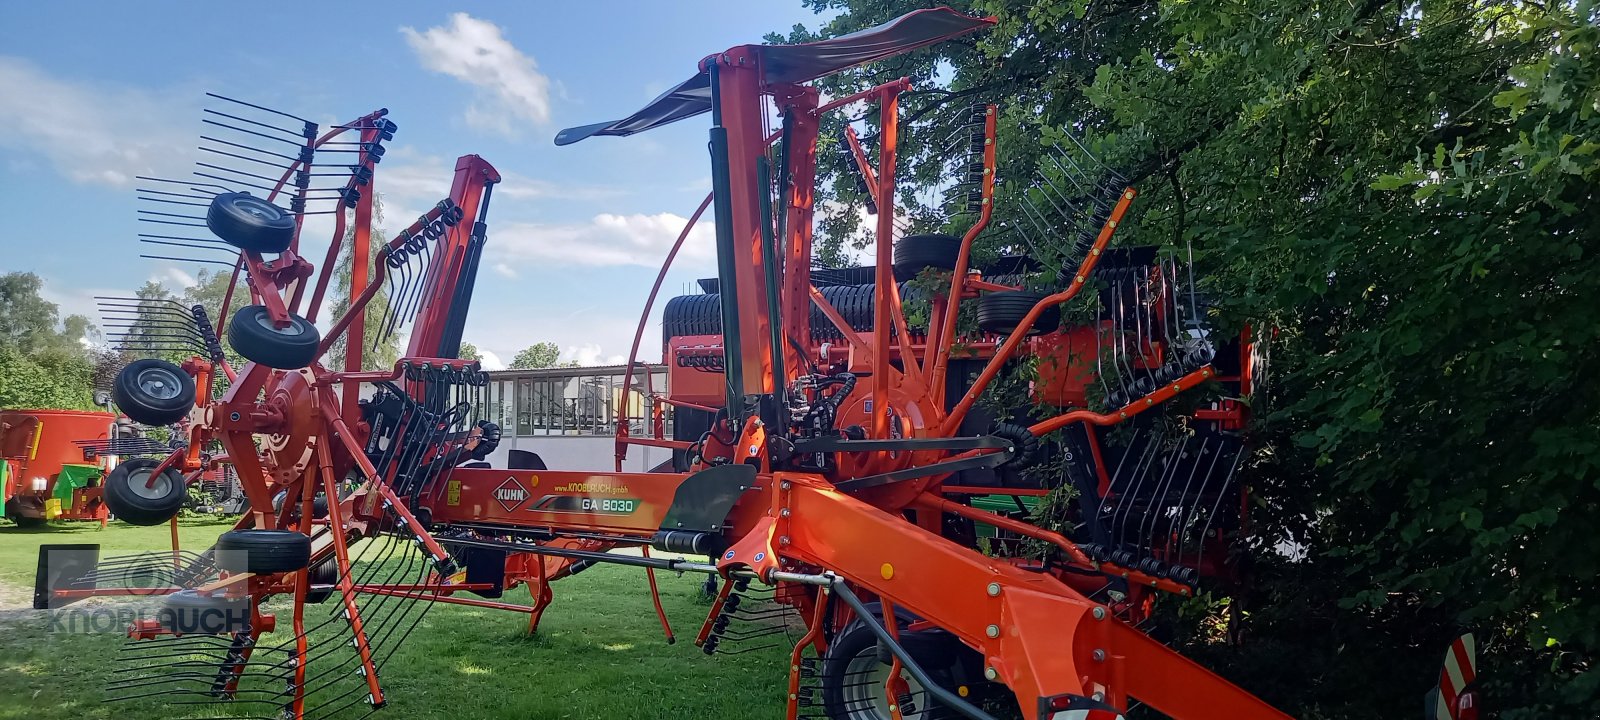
[554,8,994,146]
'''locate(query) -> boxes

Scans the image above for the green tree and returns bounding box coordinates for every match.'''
[0,272,94,357]
[509,342,573,369]
[781,1,1597,716]
[457,342,483,362]
[0,272,97,409]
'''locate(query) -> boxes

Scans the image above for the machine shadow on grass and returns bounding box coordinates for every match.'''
[1,529,787,720]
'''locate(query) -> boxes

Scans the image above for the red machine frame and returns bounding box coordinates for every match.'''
[44,8,1286,720]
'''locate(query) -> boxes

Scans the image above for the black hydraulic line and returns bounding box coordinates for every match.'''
[775,113,792,269]
[439,181,495,358]
[757,156,787,419]
[832,450,1014,492]
[792,434,1010,454]
[829,582,999,720]
[434,535,716,574]
[707,62,747,422]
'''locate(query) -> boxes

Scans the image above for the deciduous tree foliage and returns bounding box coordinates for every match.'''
[509,341,573,369]
[781,0,1597,716]
[0,272,96,410]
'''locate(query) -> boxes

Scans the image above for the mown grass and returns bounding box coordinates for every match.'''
[0,519,790,719]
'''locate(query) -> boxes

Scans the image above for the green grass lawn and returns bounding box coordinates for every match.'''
[0,518,791,719]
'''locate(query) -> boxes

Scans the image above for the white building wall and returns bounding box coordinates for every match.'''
[481,435,675,474]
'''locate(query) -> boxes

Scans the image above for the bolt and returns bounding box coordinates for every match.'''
[1092,691,1105,702]
[780,508,791,518]
[1092,607,1106,620]
[889,705,898,713]
[779,535,791,546]
[1093,649,1106,662]
[984,666,998,681]
[986,582,1001,597]
[789,693,797,701]
[230,412,241,421]
[985,624,1000,638]
[780,481,792,490]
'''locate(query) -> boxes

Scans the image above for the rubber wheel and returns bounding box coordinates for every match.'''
[272,491,328,520]
[112,358,196,426]
[215,529,312,574]
[103,458,187,526]
[3,498,46,528]
[977,290,1060,336]
[206,192,295,253]
[160,589,251,634]
[228,305,321,369]
[892,234,963,281]
[821,607,958,720]
[306,557,338,604]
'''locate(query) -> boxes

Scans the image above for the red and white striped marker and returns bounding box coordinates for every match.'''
[1430,633,1478,720]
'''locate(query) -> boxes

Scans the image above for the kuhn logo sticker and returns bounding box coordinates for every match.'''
[494,476,530,512]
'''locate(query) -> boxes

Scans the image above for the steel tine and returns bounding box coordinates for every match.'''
[193,160,284,185]
[140,254,241,268]
[205,92,312,124]
[1195,446,1244,574]
[202,107,304,138]
[200,118,304,150]
[196,144,294,171]
[138,197,211,208]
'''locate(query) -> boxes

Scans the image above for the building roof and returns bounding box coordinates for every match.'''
[485,363,665,380]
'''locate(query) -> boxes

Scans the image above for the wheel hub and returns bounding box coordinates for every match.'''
[136,367,182,400]
[842,650,927,720]
[125,469,171,500]
[236,197,276,219]
[253,311,303,336]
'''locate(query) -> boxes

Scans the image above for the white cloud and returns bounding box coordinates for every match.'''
[0,56,196,187]
[401,14,552,135]
[374,148,622,219]
[154,266,198,290]
[38,279,126,326]
[490,212,714,269]
[492,262,518,279]
[477,349,506,370]
[566,343,625,367]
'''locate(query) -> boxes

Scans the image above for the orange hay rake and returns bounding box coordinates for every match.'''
[37,8,1286,720]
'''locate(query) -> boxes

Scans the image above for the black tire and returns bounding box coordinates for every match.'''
[103,459,187,526]
[977,290,1060,336]
[215,529,312,574]
[306,557,339,604]
[821,607,960,720]
[206,192,295,253]
[3,498,46,528]
[892,234,963,281]
[112,358,196,427]
[228,305,321,369]
[160,589,251,634]
[272,491,328,520]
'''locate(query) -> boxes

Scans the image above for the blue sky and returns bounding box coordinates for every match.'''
[0,1,833,369]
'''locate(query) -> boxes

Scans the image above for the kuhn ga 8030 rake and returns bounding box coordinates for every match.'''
[38,8,1286,720]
